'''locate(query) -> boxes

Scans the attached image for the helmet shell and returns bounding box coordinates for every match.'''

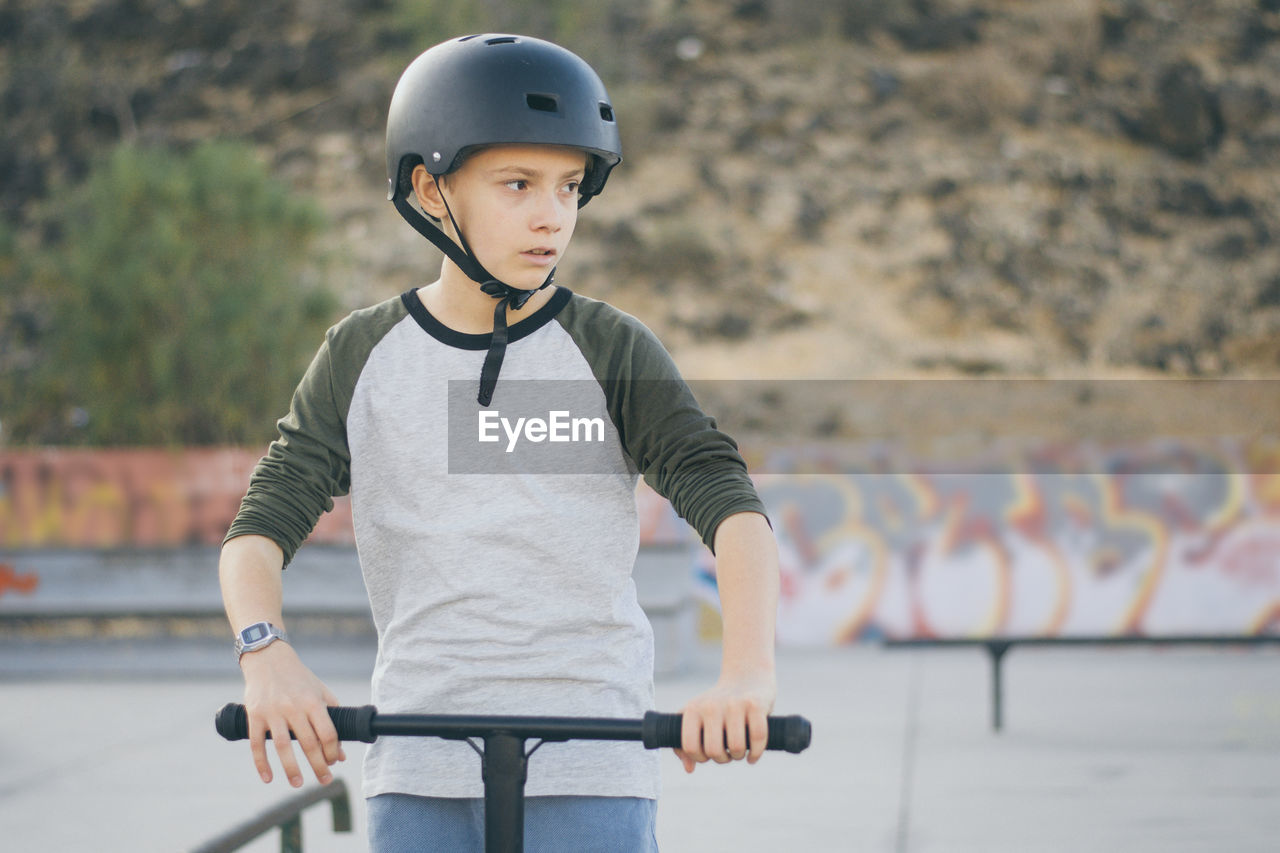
[385,34,622,207]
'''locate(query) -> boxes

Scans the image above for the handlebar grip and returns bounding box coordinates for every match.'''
[640,711,811,753]
[214,703,378,743]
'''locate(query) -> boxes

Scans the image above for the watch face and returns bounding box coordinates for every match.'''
[242,623,270,643]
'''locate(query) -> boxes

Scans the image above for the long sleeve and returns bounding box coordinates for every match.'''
[224,295,409,565]
[556,295,766,551]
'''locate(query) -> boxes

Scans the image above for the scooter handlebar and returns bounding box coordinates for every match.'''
[214,704,811,753]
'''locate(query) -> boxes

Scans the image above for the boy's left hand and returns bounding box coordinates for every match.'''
[674,670,777,773]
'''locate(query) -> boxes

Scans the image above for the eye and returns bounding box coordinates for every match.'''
[505,179,528,191]
[563,180,581,195]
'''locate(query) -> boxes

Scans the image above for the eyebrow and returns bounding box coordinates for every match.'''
[487,165,586,180]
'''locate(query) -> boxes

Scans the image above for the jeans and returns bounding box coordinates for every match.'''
[367,793,659,852]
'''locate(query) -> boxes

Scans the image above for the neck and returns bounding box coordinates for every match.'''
[418,260,554,335]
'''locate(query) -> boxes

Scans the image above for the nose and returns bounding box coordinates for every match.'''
[531,188,567,233]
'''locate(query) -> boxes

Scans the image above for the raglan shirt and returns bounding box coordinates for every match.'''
[226,287,765,800]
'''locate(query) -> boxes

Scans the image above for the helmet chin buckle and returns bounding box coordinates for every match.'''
[484,282,527,310]
[480,278,551,311]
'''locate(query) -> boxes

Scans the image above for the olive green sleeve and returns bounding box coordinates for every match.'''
[224,296,407,565]
[556,294,766,552]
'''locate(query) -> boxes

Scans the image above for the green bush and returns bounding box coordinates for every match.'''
[1,141,337,446]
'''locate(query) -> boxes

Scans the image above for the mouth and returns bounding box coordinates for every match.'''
[521,247,558,263]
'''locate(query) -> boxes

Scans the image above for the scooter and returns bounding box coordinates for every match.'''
[216,703,811,853]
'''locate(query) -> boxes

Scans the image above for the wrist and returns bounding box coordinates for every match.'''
[237,635,294,671]
[718,660,777,685]
[718,641,776,678]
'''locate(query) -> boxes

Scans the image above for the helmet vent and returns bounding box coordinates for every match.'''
[485,36,519,46]
[526,93,560,114]
[599,103,615,122]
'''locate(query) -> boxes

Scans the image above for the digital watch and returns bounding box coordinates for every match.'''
[234,621,288,659]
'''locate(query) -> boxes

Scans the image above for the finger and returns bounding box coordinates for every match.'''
[248,714,273,783]
[724,703,749,761]
[308,704,342,770]
[269,716,306,788]
[292,714,334,785]
[746,705,769,764]
[701,707,730,764]
[681,709,707,765]
[673,747,696,774]
[320,689,346,763]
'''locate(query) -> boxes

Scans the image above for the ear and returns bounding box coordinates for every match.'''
[411,164,448,220]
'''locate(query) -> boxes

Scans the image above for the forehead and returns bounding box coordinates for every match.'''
[464,144,588,174]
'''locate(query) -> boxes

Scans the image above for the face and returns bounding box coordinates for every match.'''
[415,145,588,291]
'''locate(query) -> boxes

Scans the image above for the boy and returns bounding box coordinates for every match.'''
[220,34,778,851]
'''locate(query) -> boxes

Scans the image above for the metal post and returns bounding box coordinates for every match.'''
[329,786,352,833]
[988,641,1010,732]
[280,816,301,853]
[482,733,529,853]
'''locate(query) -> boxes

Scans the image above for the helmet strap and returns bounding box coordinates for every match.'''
[396,178,555,406]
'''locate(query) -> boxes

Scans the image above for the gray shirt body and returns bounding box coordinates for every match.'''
[228,287,764,799]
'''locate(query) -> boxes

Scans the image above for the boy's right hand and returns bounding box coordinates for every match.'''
[239,641,345,787]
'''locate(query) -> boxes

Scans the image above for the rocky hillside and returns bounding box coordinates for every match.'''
[6,0,1280,382]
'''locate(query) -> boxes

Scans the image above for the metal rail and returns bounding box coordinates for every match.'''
[884,635,1280,732]
[191,778,351,853]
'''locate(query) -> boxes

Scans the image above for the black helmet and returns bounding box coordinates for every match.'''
[384,34,623,407]
[386,33,622,208]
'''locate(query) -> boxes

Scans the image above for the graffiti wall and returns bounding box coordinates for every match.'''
[693,440,1280,643]
[0,448,686,550]
[0,448,352,549]
[4,443,1279,643]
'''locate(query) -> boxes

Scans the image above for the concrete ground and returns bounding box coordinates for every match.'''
[1,642,1278,852]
